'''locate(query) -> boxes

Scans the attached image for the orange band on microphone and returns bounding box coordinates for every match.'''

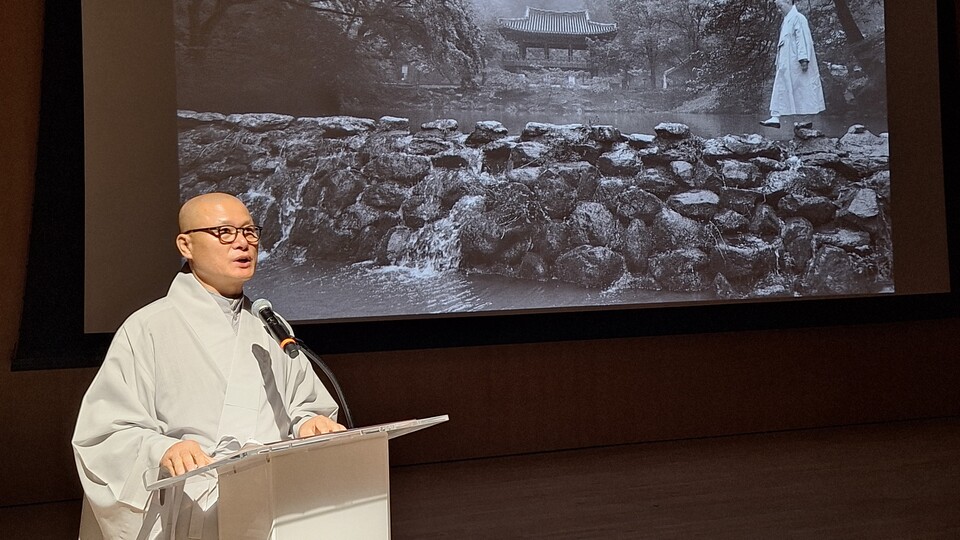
[280,337,297,349]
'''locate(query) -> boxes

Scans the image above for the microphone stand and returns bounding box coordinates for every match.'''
[295,338,355,429]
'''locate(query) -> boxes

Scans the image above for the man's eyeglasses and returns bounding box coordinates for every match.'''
[182,225,263,244]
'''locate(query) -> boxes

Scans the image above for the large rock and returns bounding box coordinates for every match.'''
[750,204,782,237]
[178,110,227,128]
[357,130,411,165]
[758,169,805,198]
[465,120,509,147]
[518,252,550,281]
[511,141,550,167]
[481,139,515,173]
[530,174,577,219]
[670,160,695,185]
[334,203,386,261]
[777,194,837,225]
[567,201,620,247]
[634,169,678,198]
[226,112,294,132]
[595,178,628,211]
[432,150,472,169]
[667,190,720,221]
[719,187,761,215]
[521,122,590,144]
[590,125,621,144]
[815,228,872,251]
[709,235,778,280]
[598,145,643,176]
[400,192,443,229]
[624,133,656,149]
[420,118,460,134]
[652,207,710,251]
[320,168,366,213]
[569,140,604,165]
[614,186,663,222]
[654,122,691,139]
[375,225,412,265]
[702,133,782,163]
[506,167,542,187]
[622,219,654,273]
[799,166,840,195]
[792,134,840,157]
[555,245,626,288]
[719,160,761,188]
[838,187,883,232]
[302,115,376,138]
[544,161,598,188]
[864,170,891,200]
[488,181,546,228]
[362,152,432,185]
[406,138,455,156]
[377,116,410,131]
[239,191,282,249]
[287,209,342,256]
[781,217,814,273]
[652,138,703,165]
[359,181,410,211]
[838,125,888,155]
[459,213,504,265]
[712,209,750,234]
[649,248,710,291]
[800,244,869,294]
[533,221,569,264]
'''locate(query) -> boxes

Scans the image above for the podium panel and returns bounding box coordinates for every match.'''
[145,416,447,540]
[218,433,390,539]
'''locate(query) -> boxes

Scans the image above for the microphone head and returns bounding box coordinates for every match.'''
[252,298,273,318]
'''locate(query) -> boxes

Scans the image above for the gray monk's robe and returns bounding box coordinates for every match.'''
[72,271,339,539]
[769,5,825,116]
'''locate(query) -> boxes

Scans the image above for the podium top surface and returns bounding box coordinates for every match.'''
[144,415,448,492]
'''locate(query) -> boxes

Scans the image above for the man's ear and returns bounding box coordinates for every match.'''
[176,233,193,260]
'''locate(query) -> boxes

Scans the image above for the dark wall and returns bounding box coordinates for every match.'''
[2,0,959,509]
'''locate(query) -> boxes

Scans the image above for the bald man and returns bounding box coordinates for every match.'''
[73,193,344,539]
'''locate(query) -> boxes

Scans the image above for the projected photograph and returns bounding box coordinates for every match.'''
[173,0,892,322]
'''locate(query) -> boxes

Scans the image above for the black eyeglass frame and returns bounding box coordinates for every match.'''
[181,225,263,244]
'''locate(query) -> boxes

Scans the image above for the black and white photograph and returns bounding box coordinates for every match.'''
[172,0,892,322]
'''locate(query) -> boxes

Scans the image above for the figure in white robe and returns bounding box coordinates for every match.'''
[762,0,826,128]
[73,193,343,539]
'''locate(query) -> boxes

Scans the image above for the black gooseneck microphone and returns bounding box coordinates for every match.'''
[251,298,355,429]
[252,299,300,357]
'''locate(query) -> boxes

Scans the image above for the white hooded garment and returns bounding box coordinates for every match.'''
[770,5,826,116]
[72,271,339,539]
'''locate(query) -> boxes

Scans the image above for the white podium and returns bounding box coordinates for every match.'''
[145,415,448,539]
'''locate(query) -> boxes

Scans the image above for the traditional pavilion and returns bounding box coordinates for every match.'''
[497,7,617,75]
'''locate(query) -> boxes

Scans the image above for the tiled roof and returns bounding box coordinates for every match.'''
[498,7,617,36]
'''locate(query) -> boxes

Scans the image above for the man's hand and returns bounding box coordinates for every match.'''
[800,59,809,72]
[160,440,213,477]
[298,415,347,438]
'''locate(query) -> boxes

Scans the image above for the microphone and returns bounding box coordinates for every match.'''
[252,299,300,357]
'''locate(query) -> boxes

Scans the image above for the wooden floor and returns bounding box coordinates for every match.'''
[3,418,959,539]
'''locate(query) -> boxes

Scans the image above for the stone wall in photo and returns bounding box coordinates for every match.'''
[178,111,892,299]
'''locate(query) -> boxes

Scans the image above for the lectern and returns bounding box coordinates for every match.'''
[144,415,448,539]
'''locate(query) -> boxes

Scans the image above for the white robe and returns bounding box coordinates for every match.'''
[73,271,339,539]
[769,5,825,116]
